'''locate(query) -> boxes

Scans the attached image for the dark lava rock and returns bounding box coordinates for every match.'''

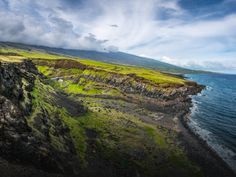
[0,60,81,176]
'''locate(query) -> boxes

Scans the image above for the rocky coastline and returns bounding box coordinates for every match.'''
[179,90,236,177]
[0,60,235,177]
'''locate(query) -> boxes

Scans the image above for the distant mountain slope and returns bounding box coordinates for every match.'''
[0,42,200,74]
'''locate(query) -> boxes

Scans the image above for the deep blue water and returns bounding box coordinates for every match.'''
[186,74,236,171]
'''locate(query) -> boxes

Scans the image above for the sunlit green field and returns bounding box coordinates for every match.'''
[0,46,203,177]
[0,47,187,85]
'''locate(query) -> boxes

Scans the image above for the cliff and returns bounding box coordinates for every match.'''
[0,60,85,176]
[0,48,216,177]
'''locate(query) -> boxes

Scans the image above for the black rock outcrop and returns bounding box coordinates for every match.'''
[0,60,81,176]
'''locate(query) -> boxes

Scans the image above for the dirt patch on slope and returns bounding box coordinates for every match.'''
[52,92,86,116]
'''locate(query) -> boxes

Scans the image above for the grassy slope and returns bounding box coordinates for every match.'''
[0,48,186,85]
[78,58,186,85]
[31,77,202,177]
[0,47,203,176]
[0,42,196,74]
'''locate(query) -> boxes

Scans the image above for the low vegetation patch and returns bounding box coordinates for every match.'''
[0,46,203,177]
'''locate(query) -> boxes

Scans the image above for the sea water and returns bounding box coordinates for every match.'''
[186,74,236,171]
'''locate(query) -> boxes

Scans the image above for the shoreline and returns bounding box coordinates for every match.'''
[178,98,236,177]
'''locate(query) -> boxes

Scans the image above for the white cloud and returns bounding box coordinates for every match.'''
[0,0,236,72]
[160,56,184,66]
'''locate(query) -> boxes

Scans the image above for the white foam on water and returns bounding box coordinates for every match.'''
[206,86,213,91]
[190,98,201,116]
[187,74,236,172]
[188,112,236,172]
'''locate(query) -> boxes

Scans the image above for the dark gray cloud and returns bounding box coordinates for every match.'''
[0,12,25,41]
[50,16,74,30]
[106,45,119,52]
[0,20,25,36]
[0,0,118,52]
[110,24,118,28]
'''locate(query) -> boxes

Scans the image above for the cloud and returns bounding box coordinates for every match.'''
[0,0,236,72]
[160,56,183,66]
[0,12,25,41]
[106,45,119,52]
[159,55,236,73]
[0,0,118,51]
[186,61,236,73]
[110,24,118,28]
[78,33,109,51]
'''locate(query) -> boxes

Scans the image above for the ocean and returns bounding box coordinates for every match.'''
[186,74,236,171]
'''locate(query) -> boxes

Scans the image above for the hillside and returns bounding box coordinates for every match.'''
[0,47,234,177]
[0,42,200,74]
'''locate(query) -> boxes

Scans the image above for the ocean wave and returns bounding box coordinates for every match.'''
[188,119,212,140]
[188,74,236,172]
[190,102,199,116]
[188,118,236,172]
[190,98,202,116]
[206,86,213,91]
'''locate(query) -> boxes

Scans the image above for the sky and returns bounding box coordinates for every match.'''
[0,0,236,73]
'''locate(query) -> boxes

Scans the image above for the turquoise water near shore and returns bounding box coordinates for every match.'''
[186,74,236,171]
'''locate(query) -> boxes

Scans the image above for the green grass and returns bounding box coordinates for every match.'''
[29,77,88,166]
[37,66,54,76]
[0,46,203,176]
[19,50,68,59]
[0,47,187,85]
[0,47,68,59]
[145,126,167,148]
[59,111,87,167]
[76,107,202,177]
[65,82,103,95]
[37,64,184,97]
[79,59,185,84]
[37,65,124,96]
[78,59,186,85]
[28,77,202,176]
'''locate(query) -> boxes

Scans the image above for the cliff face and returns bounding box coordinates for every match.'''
[0,60,36,160]
[0,47,234,177]
[35,59,204,115]
[0,58,204,177]
[0,61,83,175]
[35,59,202,100]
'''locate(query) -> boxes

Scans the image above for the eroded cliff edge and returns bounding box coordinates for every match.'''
[0,59,233,177]
[0,60,85,176]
